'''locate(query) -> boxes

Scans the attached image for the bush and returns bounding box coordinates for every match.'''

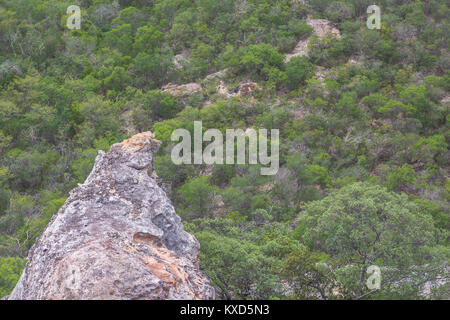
[231,44,285,83]
[325,2,354,22]
[296,182,444,299]
[284,57,315,90]
[0,256,26,297]
[177,176,216,219]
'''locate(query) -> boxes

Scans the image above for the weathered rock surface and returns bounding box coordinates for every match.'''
[161,82,202,96]
[214,81,261,99]
[7,132,215,300]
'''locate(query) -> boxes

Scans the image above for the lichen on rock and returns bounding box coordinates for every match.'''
[7,132,215,300]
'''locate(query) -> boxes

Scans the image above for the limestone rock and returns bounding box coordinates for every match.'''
[161,82,202,96]
[216,80,235,98]
[205,69,228,81]
[173,50,190,70]
[237,82,261,97]
[284,17,341,62]
[7,132,215,300]
[215,81,260,99]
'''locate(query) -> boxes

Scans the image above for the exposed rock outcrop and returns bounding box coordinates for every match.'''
[205,69,228,81]
[173,50,190,70]
[7,132,215,300]
[237,81,261,97]
[216,80,235,98]
[284,17,341,62]
[161,82,203,96]
[214,80,261,99]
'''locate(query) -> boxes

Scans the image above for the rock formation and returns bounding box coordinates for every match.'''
[284,16,341,62]
[7,132,215,300]
[161,82,203,96]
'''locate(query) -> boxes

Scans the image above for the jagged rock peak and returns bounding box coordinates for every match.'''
[7,132,215,300]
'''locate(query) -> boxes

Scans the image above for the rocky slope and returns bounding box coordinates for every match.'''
[284,16,341,62]
[6,132,215,300]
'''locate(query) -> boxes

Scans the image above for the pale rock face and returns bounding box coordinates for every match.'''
[161,82,202,96]
[284,17,341,63]
[7,132,215,300]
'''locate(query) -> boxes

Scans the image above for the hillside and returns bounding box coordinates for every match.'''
[0,0,449,299]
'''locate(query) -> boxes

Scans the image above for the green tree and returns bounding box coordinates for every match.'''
[133,25,163,54]
[281,247,339,299]
[0,166,12,215]
[104,24,133,55]
[284,57,315,90]
[384,164,416,192]
[194,231,282,299]
[130,52,174,90]
[325,2,354,22]
[0,256,26,297]
[296,182,446,299]
[177,176,216,218]
[232,43,285,84]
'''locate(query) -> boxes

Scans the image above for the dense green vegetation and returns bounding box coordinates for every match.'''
[0,0,448,299]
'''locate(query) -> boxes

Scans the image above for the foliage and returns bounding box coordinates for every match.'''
[0,257,26,297]
[0,0,448,300]
[295,182,447,299]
